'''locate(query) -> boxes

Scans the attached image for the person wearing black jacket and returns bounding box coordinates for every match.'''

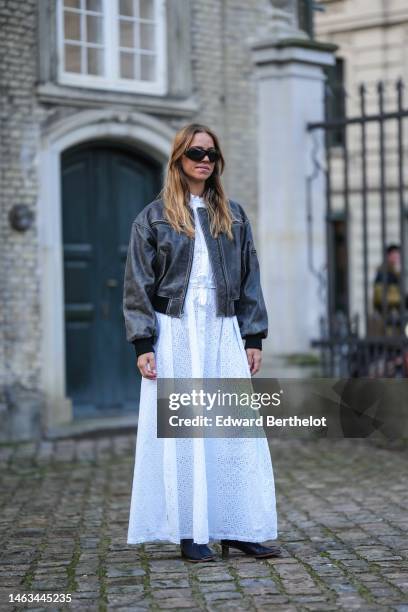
[123,123,281,562]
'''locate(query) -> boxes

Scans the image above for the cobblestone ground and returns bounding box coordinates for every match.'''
[0,435,407,611]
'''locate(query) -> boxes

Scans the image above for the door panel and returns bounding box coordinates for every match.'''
[61,143,161,417]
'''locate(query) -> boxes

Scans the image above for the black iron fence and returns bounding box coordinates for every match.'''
[308,79,408,377]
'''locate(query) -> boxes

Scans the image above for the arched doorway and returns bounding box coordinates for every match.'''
[61,141,162,417]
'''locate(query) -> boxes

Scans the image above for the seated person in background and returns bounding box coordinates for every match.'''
[373,244,402,314]
[371,243,407,335]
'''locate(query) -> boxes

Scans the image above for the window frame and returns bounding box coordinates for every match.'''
[56,0,167,95]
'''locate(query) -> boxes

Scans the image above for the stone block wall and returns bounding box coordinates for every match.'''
[0,0,276,436]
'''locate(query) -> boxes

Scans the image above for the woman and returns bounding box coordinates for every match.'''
[123,123,280,562]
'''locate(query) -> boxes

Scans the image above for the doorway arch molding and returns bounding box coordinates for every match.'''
[38,109,175,428]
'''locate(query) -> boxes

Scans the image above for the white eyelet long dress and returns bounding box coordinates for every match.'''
[127,193,278,545]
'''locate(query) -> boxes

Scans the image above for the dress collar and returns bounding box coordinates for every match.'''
[189,193,206,208]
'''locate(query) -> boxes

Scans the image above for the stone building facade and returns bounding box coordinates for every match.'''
[0,0,287,436]
[1,0,333,438]
[315,0,408,89]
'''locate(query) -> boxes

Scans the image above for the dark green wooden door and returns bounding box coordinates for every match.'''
[61,143,161,417]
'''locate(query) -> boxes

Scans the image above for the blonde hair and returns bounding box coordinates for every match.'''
[157,123,234,240]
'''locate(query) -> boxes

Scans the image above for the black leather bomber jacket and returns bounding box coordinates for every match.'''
[122,197,268,358]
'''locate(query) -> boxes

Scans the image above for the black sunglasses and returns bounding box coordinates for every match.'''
[184,147,220,163]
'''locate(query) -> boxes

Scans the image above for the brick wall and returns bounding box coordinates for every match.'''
[191,0,268,222]
[0,0,272,428]
[0,0,46,396]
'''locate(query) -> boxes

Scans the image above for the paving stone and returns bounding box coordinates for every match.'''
[106,565,146,578]
[239,577,280,594]
[235,564,272,578]
[200,582,240,593]
[149,572,189,581]
[107,584,145,594]
[70,591,99,600]
[106,575,145,586]
[153,597,200,608]
[106,593,150,606]
[252,595,291,607]
[195,570,235,583]
[208,606,252,612]
[203,590,244,602]
[30,579,69,590]
[152,588,194,599]
[149,578,190,588]
[112,607,151,612]
[75,577,100,591]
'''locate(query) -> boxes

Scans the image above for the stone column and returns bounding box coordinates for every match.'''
[249,3,337,361]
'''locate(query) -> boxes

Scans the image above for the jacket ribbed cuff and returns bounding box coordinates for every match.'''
[132,337,155,359]
[243,334,263,350]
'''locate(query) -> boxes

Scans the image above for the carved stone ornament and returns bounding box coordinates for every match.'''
[262,0,308,42]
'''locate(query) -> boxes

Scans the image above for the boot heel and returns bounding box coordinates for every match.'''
[221,543,229,560]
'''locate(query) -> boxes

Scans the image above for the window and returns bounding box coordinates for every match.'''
[57,0,167,94]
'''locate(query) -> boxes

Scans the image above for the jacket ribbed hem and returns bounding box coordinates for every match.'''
[132,337,155,359]
[243,334,263,350]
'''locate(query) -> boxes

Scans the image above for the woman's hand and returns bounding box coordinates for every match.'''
[246,348,262,376]
[137,352,157,379]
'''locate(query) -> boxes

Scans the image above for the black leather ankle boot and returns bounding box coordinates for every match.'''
[220,539,282,559]
[198,543,216,559]
[180,539,216,562]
